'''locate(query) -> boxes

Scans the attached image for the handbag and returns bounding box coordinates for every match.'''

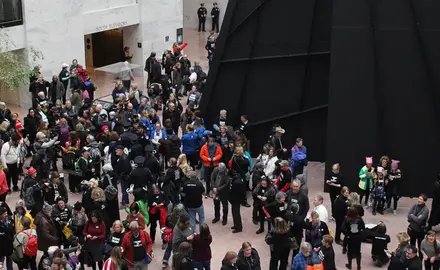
[104,174,118,201]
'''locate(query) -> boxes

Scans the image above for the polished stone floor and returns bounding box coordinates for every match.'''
[2,27,434,270]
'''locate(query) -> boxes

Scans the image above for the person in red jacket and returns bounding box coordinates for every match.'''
[274,160,292,192]
[0,164,9,202]
[122,221,153,269]
[200,136,223,197]
[83,210,106,270]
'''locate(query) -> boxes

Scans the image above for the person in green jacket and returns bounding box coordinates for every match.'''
[358,157,375,207]
[126,187,149,225]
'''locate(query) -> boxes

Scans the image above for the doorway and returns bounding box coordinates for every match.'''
[91,29,124,67]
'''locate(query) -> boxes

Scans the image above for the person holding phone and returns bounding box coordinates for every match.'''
[122,221,153,269]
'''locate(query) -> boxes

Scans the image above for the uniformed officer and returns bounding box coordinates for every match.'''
[211,2,220,32]
[197,3,208,32]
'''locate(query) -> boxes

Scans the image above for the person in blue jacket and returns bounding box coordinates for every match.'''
[150,122,167,148]
[181,125,200,169]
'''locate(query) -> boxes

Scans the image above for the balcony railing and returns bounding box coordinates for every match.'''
[0,0,23,27]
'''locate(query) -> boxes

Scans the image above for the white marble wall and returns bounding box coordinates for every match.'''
[122,25,144,76]
[183,0,228,32]
[0,25,26,52]
[139,0,184,86]
[7,0,183,107]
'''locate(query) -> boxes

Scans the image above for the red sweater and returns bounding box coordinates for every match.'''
[83,221,106,244]
[122,231,153,268]
[0,171,8,196]
[126,213,146,231]
[191,234,212,261]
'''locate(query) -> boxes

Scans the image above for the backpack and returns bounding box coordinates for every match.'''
[89,146,102,164]
[161,227,173,243]
[23,231,38,257]
[103,174,117,201]
[23,186,35,208]
[75,157,88,174]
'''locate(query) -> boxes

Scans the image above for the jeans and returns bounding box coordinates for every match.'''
[214,196,228,221]
[121,181,130,205]
[193,260,211,270]
[188,204,205,233]
[162,242,172,265]
[0,255,13,270]
[130,260,148,270]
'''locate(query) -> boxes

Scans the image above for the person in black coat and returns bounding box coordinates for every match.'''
[428,174,440,230]
[343,206,365,270]
[114,145,131,208]
[304,211,330,248]
[228,170,246,233]
[236,242,261,270]
[265,217,296,270]
[24,108,39,151]
[162,103,181,135]
[371,222,390,267]
[252,176,276,234]
[286,179,309,255]
[230,146,250,207]
[326,163,344,218]
[333,187,350,246]
[0,206,14,269]
[164,128,181,163]
[128,156,154,191]
[318,235,337,270]
[99,164,120,234]
[163,157,183,206]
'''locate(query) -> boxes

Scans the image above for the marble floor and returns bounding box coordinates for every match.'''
[1,27,434,269]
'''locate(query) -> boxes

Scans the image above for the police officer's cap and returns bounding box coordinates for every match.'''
[134,156,145,164]
[144,144,154,153]
[115,144,125,150]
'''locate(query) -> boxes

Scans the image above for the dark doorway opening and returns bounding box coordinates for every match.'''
[92,29,124,67]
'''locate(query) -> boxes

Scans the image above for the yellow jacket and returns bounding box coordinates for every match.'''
[14,212,35,233]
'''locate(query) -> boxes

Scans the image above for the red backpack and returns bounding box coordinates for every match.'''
[23,231,38,257]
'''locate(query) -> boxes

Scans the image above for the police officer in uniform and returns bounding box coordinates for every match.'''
[198,3,207,32]
[211,2,220,32]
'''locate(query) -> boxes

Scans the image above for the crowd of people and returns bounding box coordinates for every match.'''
[0,34,439,270]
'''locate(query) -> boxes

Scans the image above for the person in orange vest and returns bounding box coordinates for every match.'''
[199,136,223,198]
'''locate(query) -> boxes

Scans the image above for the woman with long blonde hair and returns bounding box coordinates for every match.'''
[388,232,411,269]
[221,251,238,270]
[177,154,190,177]
[103,246,128,270]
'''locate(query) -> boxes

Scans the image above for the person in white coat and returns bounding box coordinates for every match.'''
[311,195,329,224]
[263,147,278,180]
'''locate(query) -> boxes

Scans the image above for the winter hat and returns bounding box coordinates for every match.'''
[28,167,37,176]
[0,207,7,216]
[296,174,306,185]
[391,160,400,168]
[377,167,384,174]
[101,125,109,132]
[365,157,373,164]
[55,196,65,203]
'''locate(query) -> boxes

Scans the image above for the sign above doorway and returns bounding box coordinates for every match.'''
[83,4,140,35]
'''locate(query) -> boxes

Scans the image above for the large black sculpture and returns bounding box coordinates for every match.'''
[199,0,440,197]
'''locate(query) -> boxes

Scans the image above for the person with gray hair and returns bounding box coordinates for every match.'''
[211,162,230,225]
[292,242,312,269]
[274,160,292,193]
[122,221,153,269]
[35,203,60,252]
[286,178,310,257]
[213,109,229,132]
[181,170,206,232]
